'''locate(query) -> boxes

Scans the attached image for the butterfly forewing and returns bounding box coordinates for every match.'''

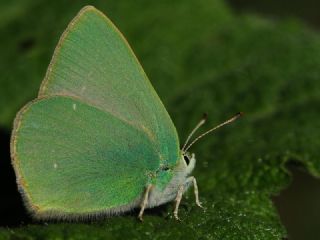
[39,6,179,167]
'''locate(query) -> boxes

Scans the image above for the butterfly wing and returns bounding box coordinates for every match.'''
[12,96,160,218]
[39,6,179,167]
[12,6,181,218]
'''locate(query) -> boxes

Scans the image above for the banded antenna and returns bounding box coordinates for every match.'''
[182,112,243,153]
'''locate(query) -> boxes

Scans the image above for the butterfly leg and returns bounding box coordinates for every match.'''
[186,176,203,208]
[138,184,153,221]
[174,176,203,220]
[174,185,184,220]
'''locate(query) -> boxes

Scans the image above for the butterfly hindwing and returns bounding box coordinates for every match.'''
[12,96,159,217]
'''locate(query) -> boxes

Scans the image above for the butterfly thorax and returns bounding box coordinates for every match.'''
[146,152,196,208]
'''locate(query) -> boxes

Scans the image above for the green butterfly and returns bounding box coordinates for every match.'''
[11,6,241,221]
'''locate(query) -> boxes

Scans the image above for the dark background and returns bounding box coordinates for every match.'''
[226,1,320,239]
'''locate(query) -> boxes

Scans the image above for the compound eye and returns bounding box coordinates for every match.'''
[183,155,190,165]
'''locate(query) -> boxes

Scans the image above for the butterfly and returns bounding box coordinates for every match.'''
[11,6,242,221]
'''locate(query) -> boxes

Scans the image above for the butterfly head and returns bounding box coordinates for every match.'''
[180,150,196,176]
[182,151,191,165]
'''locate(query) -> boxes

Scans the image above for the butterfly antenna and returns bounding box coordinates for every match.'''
[184,112,243,152]
[181,113,208,152]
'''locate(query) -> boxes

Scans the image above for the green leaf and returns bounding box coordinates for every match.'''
[1,0,320,239]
